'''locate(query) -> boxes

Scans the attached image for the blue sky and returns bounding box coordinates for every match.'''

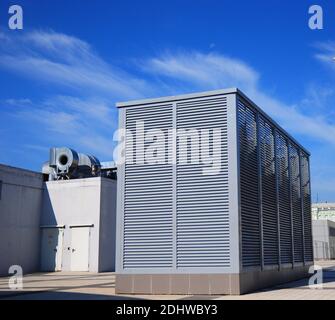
[0,0,334,202]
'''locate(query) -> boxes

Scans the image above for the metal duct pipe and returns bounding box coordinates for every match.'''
[44,147,101,180]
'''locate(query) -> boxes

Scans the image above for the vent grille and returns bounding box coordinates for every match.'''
[290,145,304,263]
[301,153,313,262]
[123,104,173,268]
[176,97,230,268]
[238,99,261,267]
[259,117,278,265]
[276,134,293,264]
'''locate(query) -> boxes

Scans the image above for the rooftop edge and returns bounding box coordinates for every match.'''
[116,88,239,108]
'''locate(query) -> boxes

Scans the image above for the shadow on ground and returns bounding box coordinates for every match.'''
[0,290,142,300]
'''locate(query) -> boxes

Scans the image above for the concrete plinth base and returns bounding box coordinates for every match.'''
[115,264,312,295]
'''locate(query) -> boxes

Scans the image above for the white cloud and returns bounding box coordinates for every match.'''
[249,90,335,146]
[6,96,116,159]
[300,85,334,111]
[4,30,333,151]
[44,95,116,126]
[142,51,335,148]
[3,32,335,152]
[0,30,154,161]
[2,31,335,193]
[140,49,335,200]
[314,41,335,69]
[0,30,153,100]
[142,51,259,91]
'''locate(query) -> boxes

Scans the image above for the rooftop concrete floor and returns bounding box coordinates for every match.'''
[1,261,335,300]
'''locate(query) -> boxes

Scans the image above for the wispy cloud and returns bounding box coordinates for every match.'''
[3,30,334,151]
[1,30,335,200]
[315,41,335,65]
[142,51,335,147]
[141,51,259,91]
[301,84,334,111]
[0,30,153,99]
[5,96,116,159]
[0,30,154,163]
[140,49,335,200]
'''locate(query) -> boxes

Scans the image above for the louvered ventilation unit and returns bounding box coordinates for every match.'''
[123,104,174,269]
[116,88,313,295]
[176,97,230,268]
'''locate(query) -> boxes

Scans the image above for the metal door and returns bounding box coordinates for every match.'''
[70,227,90,271]
[41,228,63,271]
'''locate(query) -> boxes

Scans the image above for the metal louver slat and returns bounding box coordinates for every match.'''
[238,99,261,268]
[289,144,304,263]
[301,153,313,262]
[238,100,311,269]
[259,117,278,266]
[276,133,293,264]
[176,97,230,268]
[123,104,173,269]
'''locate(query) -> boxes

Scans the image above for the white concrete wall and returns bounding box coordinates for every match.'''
[41,177,116,272]
[313,220,335,260]
[0,164,44,276]
[313,220,330,243]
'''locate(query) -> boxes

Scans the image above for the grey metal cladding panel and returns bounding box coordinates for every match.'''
[123,104,174,269]
[276,134,293,264]
[259,117,278,265]
[238,99,261,268]
[289,144,304,263]
[301,153,313,261]
[176,97,230,268]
